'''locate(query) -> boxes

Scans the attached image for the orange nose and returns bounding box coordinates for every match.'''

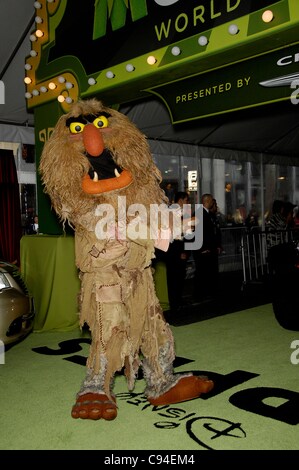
[83,124,104,157]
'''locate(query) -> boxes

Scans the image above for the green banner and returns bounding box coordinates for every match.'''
[147,43,299,122]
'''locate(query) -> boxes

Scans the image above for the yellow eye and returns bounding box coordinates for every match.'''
[93,115,109,129]
[69,122,85,134]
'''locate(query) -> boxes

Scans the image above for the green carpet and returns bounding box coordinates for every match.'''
[1,303,298,451]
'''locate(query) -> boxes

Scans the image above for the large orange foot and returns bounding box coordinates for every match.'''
[71,393,117,421]
[147,375,214,406]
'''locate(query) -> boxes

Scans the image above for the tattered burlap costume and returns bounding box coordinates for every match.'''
[75,222,182,400]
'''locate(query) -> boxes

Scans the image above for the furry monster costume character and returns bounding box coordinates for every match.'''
[40,99,213,420]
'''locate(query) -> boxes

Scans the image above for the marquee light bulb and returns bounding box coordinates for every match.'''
[171,46,181,56]
[58,95,65,102]
[198,35,208,46]
[147,56,157,65]
[228,24,239,35]
[106,71,115,79]
[24,77,32,84]
[36,29,44,38]
[48,82,56,90]
[88,78,96,85]
[126,64,135,72]
[262,10,274,23]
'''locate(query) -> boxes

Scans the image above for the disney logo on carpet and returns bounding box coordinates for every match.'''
[32,338,299,429]
[116,391,246,450]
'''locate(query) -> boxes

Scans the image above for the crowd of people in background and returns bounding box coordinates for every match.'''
[159,184,298,313]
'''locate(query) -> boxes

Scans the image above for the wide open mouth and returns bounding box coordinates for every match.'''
[87,148,123,181]
[82,148,133,195]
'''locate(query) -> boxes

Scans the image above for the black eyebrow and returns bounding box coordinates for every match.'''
[65,112,111,127]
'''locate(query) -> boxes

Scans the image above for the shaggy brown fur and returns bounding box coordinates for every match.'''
[39,98,213,421]
[40,98,168,225]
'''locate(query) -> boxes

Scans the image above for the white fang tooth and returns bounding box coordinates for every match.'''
[93,171,99,182]
[114,168,121,177]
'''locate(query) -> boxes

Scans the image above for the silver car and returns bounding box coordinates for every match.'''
[0,261,34,346]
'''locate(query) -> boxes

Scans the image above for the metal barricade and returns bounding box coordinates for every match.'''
[240,228,299,285]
